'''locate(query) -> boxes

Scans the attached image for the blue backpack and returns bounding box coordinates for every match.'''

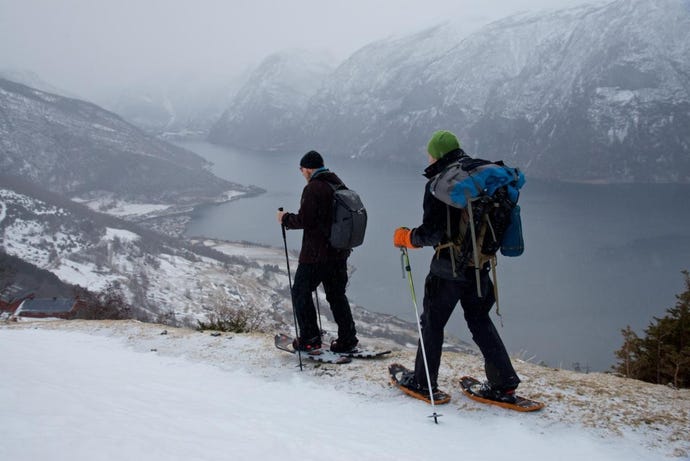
[429,156,525,298]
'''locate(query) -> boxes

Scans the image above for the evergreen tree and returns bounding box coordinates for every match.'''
[614,271,690,388]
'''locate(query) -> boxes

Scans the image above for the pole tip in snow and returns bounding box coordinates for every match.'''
[429,412,442,424]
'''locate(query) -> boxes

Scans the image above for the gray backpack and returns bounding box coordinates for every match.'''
[328,183,367,250]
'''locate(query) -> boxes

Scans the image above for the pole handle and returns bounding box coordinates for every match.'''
[400,249,406,278]
[278,207,286,238]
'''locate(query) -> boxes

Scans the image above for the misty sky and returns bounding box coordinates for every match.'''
[1,0,596,98]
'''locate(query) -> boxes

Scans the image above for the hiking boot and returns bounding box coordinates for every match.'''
[292,336,322,352]
[329,336,359,353]
[475,382,517,404]
[399,371,437,393]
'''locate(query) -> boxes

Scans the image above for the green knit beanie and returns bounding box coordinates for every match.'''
[427,130,460,160]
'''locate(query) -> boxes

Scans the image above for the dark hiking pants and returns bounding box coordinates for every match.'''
[414,271,520,390]
[291,259,356,342]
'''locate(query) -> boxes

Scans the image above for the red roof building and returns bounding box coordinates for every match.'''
[0,284,34,314]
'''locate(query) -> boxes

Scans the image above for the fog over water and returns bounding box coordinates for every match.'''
[180,141,690,371]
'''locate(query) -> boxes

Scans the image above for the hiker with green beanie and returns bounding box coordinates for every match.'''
[392,130,521,404]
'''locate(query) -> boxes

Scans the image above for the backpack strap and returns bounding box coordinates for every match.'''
[434,202,470,278]
[444,204,458,277]
[321,177,346,192]
[465,190,483,297]
[490,256,502,324]
[315,178,343,243]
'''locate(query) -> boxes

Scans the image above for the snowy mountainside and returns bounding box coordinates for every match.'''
[420,0,690,181]
[0,184,284,326]
[0,182,444,348]
[311,0,690,182]
[209,0,690,183]
[208,49,337,151]
[0,78,252,205]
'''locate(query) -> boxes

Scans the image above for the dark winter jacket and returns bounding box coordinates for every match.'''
[282,169,351,264]
[410,149,477,280]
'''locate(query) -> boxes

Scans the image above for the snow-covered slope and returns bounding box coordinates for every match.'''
[417,0,690,182]
[1,320,688,460]
[0,183,438,349]
[0,185,284,326]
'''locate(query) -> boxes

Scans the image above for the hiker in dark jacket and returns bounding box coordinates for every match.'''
[277,150,358,353]
[393,130,521,404]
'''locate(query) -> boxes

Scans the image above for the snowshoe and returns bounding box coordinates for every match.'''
[459,376,544,412]
[389,363,451,405]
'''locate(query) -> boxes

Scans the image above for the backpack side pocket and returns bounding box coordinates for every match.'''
[500,204,524,257]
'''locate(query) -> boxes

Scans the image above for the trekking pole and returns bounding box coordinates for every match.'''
[400,247,441,424]
[279,207,303,371]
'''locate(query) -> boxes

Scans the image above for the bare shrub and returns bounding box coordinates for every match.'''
[196,288,266,333]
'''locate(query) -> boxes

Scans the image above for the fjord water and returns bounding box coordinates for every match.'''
[179,141,690,371]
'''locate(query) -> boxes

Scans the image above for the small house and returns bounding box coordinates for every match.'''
[15,297,80,319]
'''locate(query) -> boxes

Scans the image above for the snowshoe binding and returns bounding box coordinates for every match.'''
[389,363,451,405]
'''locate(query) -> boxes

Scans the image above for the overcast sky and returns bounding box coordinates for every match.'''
[0,0,596,97]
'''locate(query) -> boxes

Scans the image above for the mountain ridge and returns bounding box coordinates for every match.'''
[0,77,254,204]
[210,0,690,183]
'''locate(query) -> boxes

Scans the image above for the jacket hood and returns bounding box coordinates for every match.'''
[423,149,467,179]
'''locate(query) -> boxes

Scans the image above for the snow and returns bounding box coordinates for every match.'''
[91,123,116,132]
[596,87,636,104]
[72,196,172,218]
[104,227,140,242]
[2,221,81,267]
[72,191,244,219]
[200,239,289,266]
[217,189,245,202]
[31,89,58,103]
[1,320,683,461]
[50,259,119,292]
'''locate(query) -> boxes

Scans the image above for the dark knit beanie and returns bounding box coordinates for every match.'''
[300,150,324,169]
